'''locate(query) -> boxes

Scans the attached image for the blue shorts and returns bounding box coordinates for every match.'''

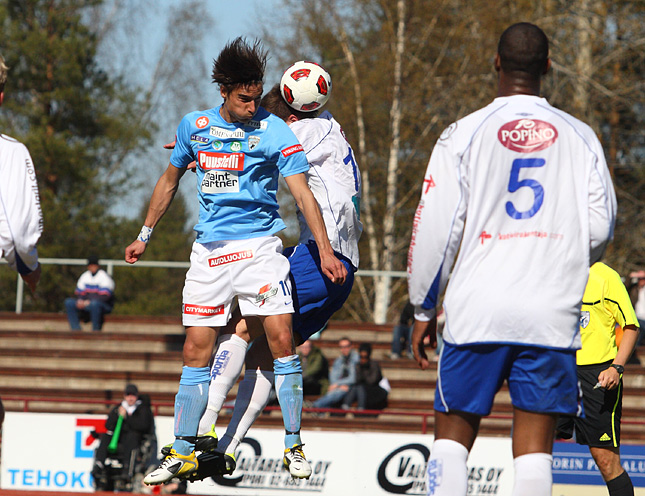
[284,241,355,342]
[435,342,582,416]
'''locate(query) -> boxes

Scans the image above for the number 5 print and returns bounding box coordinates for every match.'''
[506,158,546,219]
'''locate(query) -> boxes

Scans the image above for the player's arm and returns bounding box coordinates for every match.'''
[284,172,347,285]
[125,164,186,264]
[588,142,617,264]
[411,316,437,371]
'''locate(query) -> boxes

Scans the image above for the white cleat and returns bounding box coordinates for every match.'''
[143,450,198,485]
[283,444,312,479]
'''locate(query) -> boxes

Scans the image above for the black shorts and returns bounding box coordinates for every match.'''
[556,361,622,448]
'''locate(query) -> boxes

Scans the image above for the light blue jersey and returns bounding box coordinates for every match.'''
[170,106,309,243]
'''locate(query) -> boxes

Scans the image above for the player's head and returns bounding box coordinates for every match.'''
[0,54,8,104]
[261,84,319,124]
[496,23,549,78]
[212,37,267,124]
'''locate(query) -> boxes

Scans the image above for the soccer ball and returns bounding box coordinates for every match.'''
[280,61,332,112]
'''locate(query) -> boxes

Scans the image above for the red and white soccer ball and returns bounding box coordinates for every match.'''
[280,61,332,112]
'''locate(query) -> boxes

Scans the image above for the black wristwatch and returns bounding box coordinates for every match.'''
[611,364,624,375]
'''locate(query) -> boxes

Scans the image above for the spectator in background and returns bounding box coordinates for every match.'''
[628,270,645,332]
[390,301,414,359]
[0,53,43,294]
[298,340,329,396]
[557,262,639,496]
[312,337,359,410]
[342,343,389,412]
[92,384,155,490]
[64,255,115,331]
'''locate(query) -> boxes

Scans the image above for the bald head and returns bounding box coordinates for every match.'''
[497,23,549,78]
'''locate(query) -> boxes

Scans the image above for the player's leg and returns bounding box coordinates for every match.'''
[197,310,264,440]
[508,346,580,496]
[144,326,216,484]
[589,446,633,494]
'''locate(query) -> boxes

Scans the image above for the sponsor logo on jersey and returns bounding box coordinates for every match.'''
[439,122,457,141]
[197,151,244,170]
[212,140,224,150]
[208,250,254,267]
[248,136,261,150]
[190,134,209,143]
[255,283,279,306]
[196,116,209,129]
[210,349,231,379]
[246,120,268,130]
[479,231,492,244]
[201,170,240,194]
[230,141,242,152]
[281,144,304,158]
[498,119,558,152]
[210,126,245,139]
[183,303,224,316]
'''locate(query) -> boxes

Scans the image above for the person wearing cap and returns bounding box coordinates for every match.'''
[92,384,155,490]
[64,255,115,331]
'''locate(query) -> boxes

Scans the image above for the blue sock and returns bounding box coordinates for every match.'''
[173,366,210,455]
[274,355,303,449]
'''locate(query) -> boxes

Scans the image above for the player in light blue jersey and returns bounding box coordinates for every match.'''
[125,38,346,485]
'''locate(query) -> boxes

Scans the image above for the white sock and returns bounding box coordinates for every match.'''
[512,453,553,496]
[218,368,274,454]
[198,334,248,435]
[427,439,469,496]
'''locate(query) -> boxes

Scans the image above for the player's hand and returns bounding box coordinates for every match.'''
[125,240,147,264]
[411,317,437,370]
[21,263,41,294]
[598,367,621,391]
[319,251,347,285]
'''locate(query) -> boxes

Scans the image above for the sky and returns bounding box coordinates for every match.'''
[109,0,281,222]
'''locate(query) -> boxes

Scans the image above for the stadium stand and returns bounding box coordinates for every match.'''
[1,313,645,440]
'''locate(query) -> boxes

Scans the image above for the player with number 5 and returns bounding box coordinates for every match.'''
[407,23,616,496]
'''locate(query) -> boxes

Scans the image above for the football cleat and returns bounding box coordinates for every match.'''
[283,444,312,479]
[195,425,218,452]
[143,450,198,485]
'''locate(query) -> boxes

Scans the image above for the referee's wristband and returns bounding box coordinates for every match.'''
[611,363,624,375]
[137,225,153,243]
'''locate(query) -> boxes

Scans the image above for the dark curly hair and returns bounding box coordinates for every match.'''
[212,37,267,90]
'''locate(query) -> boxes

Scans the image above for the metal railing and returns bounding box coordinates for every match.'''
[7,257,407,323]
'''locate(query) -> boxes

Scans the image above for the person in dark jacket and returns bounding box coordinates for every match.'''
[92,384,154,489]
[342,343,388,411]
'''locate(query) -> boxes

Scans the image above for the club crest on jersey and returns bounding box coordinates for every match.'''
[197,151,244,171]
[255,283,278,306]
[183,303,224,316]
[196,116,209,129]
[248,136,261,150]
[580,311,590,328]
[281,144,304,157]
[210,126,245,139]
[190,134,209,144]
[208,250,253,267]
[498,119,558,153]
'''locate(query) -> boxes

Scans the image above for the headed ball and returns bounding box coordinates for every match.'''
[280,61,332,112]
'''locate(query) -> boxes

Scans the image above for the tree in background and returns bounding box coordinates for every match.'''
[262,0,644,323]
[0,0,205,314]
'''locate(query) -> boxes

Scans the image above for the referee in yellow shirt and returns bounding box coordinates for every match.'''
[557,262,640,496]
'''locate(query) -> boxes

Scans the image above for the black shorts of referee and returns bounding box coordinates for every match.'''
[556,360,623,448]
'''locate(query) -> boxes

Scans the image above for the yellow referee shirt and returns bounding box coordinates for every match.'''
[577,262,639,365]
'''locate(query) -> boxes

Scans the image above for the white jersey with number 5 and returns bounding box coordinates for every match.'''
[407,95,616,349]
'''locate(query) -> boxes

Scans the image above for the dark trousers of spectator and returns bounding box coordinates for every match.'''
[342,384,388,411]
[65,297,112,331]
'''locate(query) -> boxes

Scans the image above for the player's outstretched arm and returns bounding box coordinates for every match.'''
[21,263,41,293]
[125,164,185,264]
[284,172,347,285]
[411,316,437,370]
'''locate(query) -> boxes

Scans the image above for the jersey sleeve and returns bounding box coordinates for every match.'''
[407,124,467,319]
[0,142,42,274]
[605,267,639,329]
[169,116,195,168]
[587,136,616,264]
[273,119,309,177]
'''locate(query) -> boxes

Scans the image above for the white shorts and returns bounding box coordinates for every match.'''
[182,235,293,327]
